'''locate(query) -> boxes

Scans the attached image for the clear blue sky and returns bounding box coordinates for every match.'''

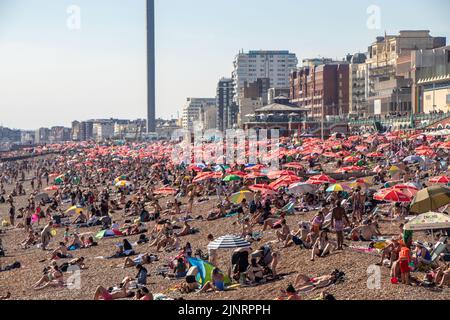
[0,0,449,130]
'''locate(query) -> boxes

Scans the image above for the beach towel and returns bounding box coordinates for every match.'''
[225,212,240,218]
[349,245,381,256]
[95,229,123,239]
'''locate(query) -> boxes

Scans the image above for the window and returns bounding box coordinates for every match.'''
[447,94,450,104]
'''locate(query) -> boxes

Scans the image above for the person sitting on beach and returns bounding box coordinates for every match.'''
[154,233,177,252]
[135,264,148,285]
[20,230,38,248]
[33,262,64,290]
[180,266,200,293]
[73,211,87,225]
[198,268,225,293]
[412,242,432,268]
[165,233,181,252]
[246,258,264,284]
[350,220,381,241]
[431,264,450,288]
[311,230,333,261]
[136,287,153,300]
[241,218,253,239]
[165,258,188,279]
[285,284,302,300]
[276,284,301,300]
[68,233,84,250]
[50,242,71,260]
[283,222,312,249]
[207,204,226,221]
[177,221,192,237]
[377,238,401,267]
[276,219,290,244]
[83,236,97,248]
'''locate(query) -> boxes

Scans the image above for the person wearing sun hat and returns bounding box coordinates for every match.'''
[413,241,432,268]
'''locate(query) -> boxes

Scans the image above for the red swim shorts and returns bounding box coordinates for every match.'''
[399,259,409,274]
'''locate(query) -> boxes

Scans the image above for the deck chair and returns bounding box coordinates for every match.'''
[430,238,448,263]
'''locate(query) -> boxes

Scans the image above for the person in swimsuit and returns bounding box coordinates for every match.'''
[278,284,301,300]
[311,230,333,261]
[33,263,64,290]
[294,272,338,292]
[331,201,350,251]
[198,268,225,293]
[311,211,324,235]
[93,277,134,300]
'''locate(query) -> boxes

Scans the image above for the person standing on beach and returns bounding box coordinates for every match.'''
[41,221,53,251]
[331,201,349,251]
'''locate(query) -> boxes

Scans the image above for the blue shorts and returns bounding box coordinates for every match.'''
[214,281,225,291]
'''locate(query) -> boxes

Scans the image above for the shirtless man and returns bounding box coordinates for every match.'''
[276,219,290,243]
[331,201,350,250]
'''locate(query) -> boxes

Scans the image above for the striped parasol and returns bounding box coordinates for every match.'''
[207,235,251,250]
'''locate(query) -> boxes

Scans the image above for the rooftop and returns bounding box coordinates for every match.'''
[255,103,303,113]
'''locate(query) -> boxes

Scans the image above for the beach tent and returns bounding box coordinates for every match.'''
[410,186,450,214]
[207,235,251,250]
[404,212,450,231]
[187,258,231,287]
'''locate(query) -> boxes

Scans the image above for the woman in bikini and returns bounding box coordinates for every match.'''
[93,277,134,300]
[33,263,64,290]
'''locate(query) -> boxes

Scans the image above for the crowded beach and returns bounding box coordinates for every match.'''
[0,130,449,300]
